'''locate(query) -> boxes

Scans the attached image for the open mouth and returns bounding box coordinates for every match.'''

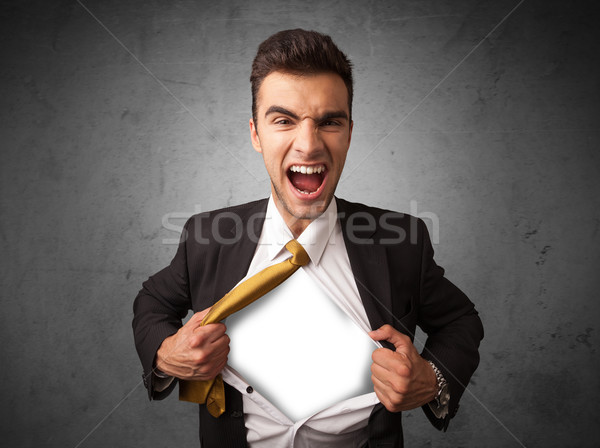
[287,164,327,195]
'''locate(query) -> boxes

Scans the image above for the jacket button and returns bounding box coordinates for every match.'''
[246,386,254,393]
[230,410,243,418]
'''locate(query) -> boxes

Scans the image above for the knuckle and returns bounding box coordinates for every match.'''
[388,389,404,404]
[396,385,409,396]
[389,403,402,413]
[193,332,207,347]
[191,351,209,366]
[212,322,226,333]
[389,380,403,393]
[389,378,408,395]
[396,363,411,378]
[383,397,400,413]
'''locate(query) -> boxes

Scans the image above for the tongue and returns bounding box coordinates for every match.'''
[289,172,323,193]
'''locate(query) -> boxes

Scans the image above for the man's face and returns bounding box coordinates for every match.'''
[250,71,353,235]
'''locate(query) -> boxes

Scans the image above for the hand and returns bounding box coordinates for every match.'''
[369,324,437,412]
[155,308,230,381]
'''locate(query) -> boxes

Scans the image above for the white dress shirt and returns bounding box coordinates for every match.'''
[221,196,382,447]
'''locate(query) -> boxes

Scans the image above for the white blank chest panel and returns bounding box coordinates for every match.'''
[226,267,376,422]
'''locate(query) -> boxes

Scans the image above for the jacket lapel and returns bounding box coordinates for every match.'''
[337,198,393,334]
[211,199,268,300]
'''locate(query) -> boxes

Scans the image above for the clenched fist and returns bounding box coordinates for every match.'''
[369,324,437,412]
[155,308,230,381]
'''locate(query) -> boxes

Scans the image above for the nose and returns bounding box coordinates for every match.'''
[293,120,323,155]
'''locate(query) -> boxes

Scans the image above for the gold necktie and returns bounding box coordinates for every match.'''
[179,239,310,417]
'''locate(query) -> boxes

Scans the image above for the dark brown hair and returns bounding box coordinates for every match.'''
[250,29,353,124]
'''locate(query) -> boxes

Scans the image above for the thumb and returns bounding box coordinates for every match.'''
[369,324,412,353]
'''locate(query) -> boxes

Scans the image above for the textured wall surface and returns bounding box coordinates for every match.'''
[2,0,599,447]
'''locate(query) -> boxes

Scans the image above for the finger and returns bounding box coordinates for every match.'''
[186,337,229,370]
[371,350,413,393]
[190,323,227,346]
[370,360,390,384]
[192,342,229,369]
[369,325,412,353]
[371,374,404,412]
[209,339,230,359]
[372,344,411,368]
[189,342,230,380]
[371,371,397,396]
[371,357,410,391]
[199,357,229,381]
[187,307,213,327]
[204,332,230,356]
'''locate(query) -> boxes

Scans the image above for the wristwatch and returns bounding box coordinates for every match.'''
[428,360,450,408]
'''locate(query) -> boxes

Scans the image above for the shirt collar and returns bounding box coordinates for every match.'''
[261,195,338,266]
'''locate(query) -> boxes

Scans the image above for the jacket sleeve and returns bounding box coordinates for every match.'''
[415,219,484,430]
[132,218,193,400]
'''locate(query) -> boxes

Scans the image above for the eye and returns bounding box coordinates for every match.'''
[275,118,292,125]
[320,120,341,127]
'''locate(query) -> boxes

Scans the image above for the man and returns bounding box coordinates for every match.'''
[133,29,483,447]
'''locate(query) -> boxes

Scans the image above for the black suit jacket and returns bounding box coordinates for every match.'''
[133,197,484,447]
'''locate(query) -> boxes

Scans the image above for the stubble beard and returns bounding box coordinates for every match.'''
[271,181,333,226]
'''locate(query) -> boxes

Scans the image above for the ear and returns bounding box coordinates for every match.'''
[249,118,262,153]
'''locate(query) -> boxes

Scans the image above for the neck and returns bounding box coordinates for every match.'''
[286,216,312,239]
[271,197,316,238]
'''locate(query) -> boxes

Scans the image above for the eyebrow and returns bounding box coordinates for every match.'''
[319,111,349,121]
[265,106,300,120]
[264,105,349,122]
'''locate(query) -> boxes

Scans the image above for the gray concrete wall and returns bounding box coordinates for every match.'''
[2,0,598,446]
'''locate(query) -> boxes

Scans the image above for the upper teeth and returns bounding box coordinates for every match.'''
[290,165,325,175]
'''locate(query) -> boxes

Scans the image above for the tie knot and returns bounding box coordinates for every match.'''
[285,239,310,267]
